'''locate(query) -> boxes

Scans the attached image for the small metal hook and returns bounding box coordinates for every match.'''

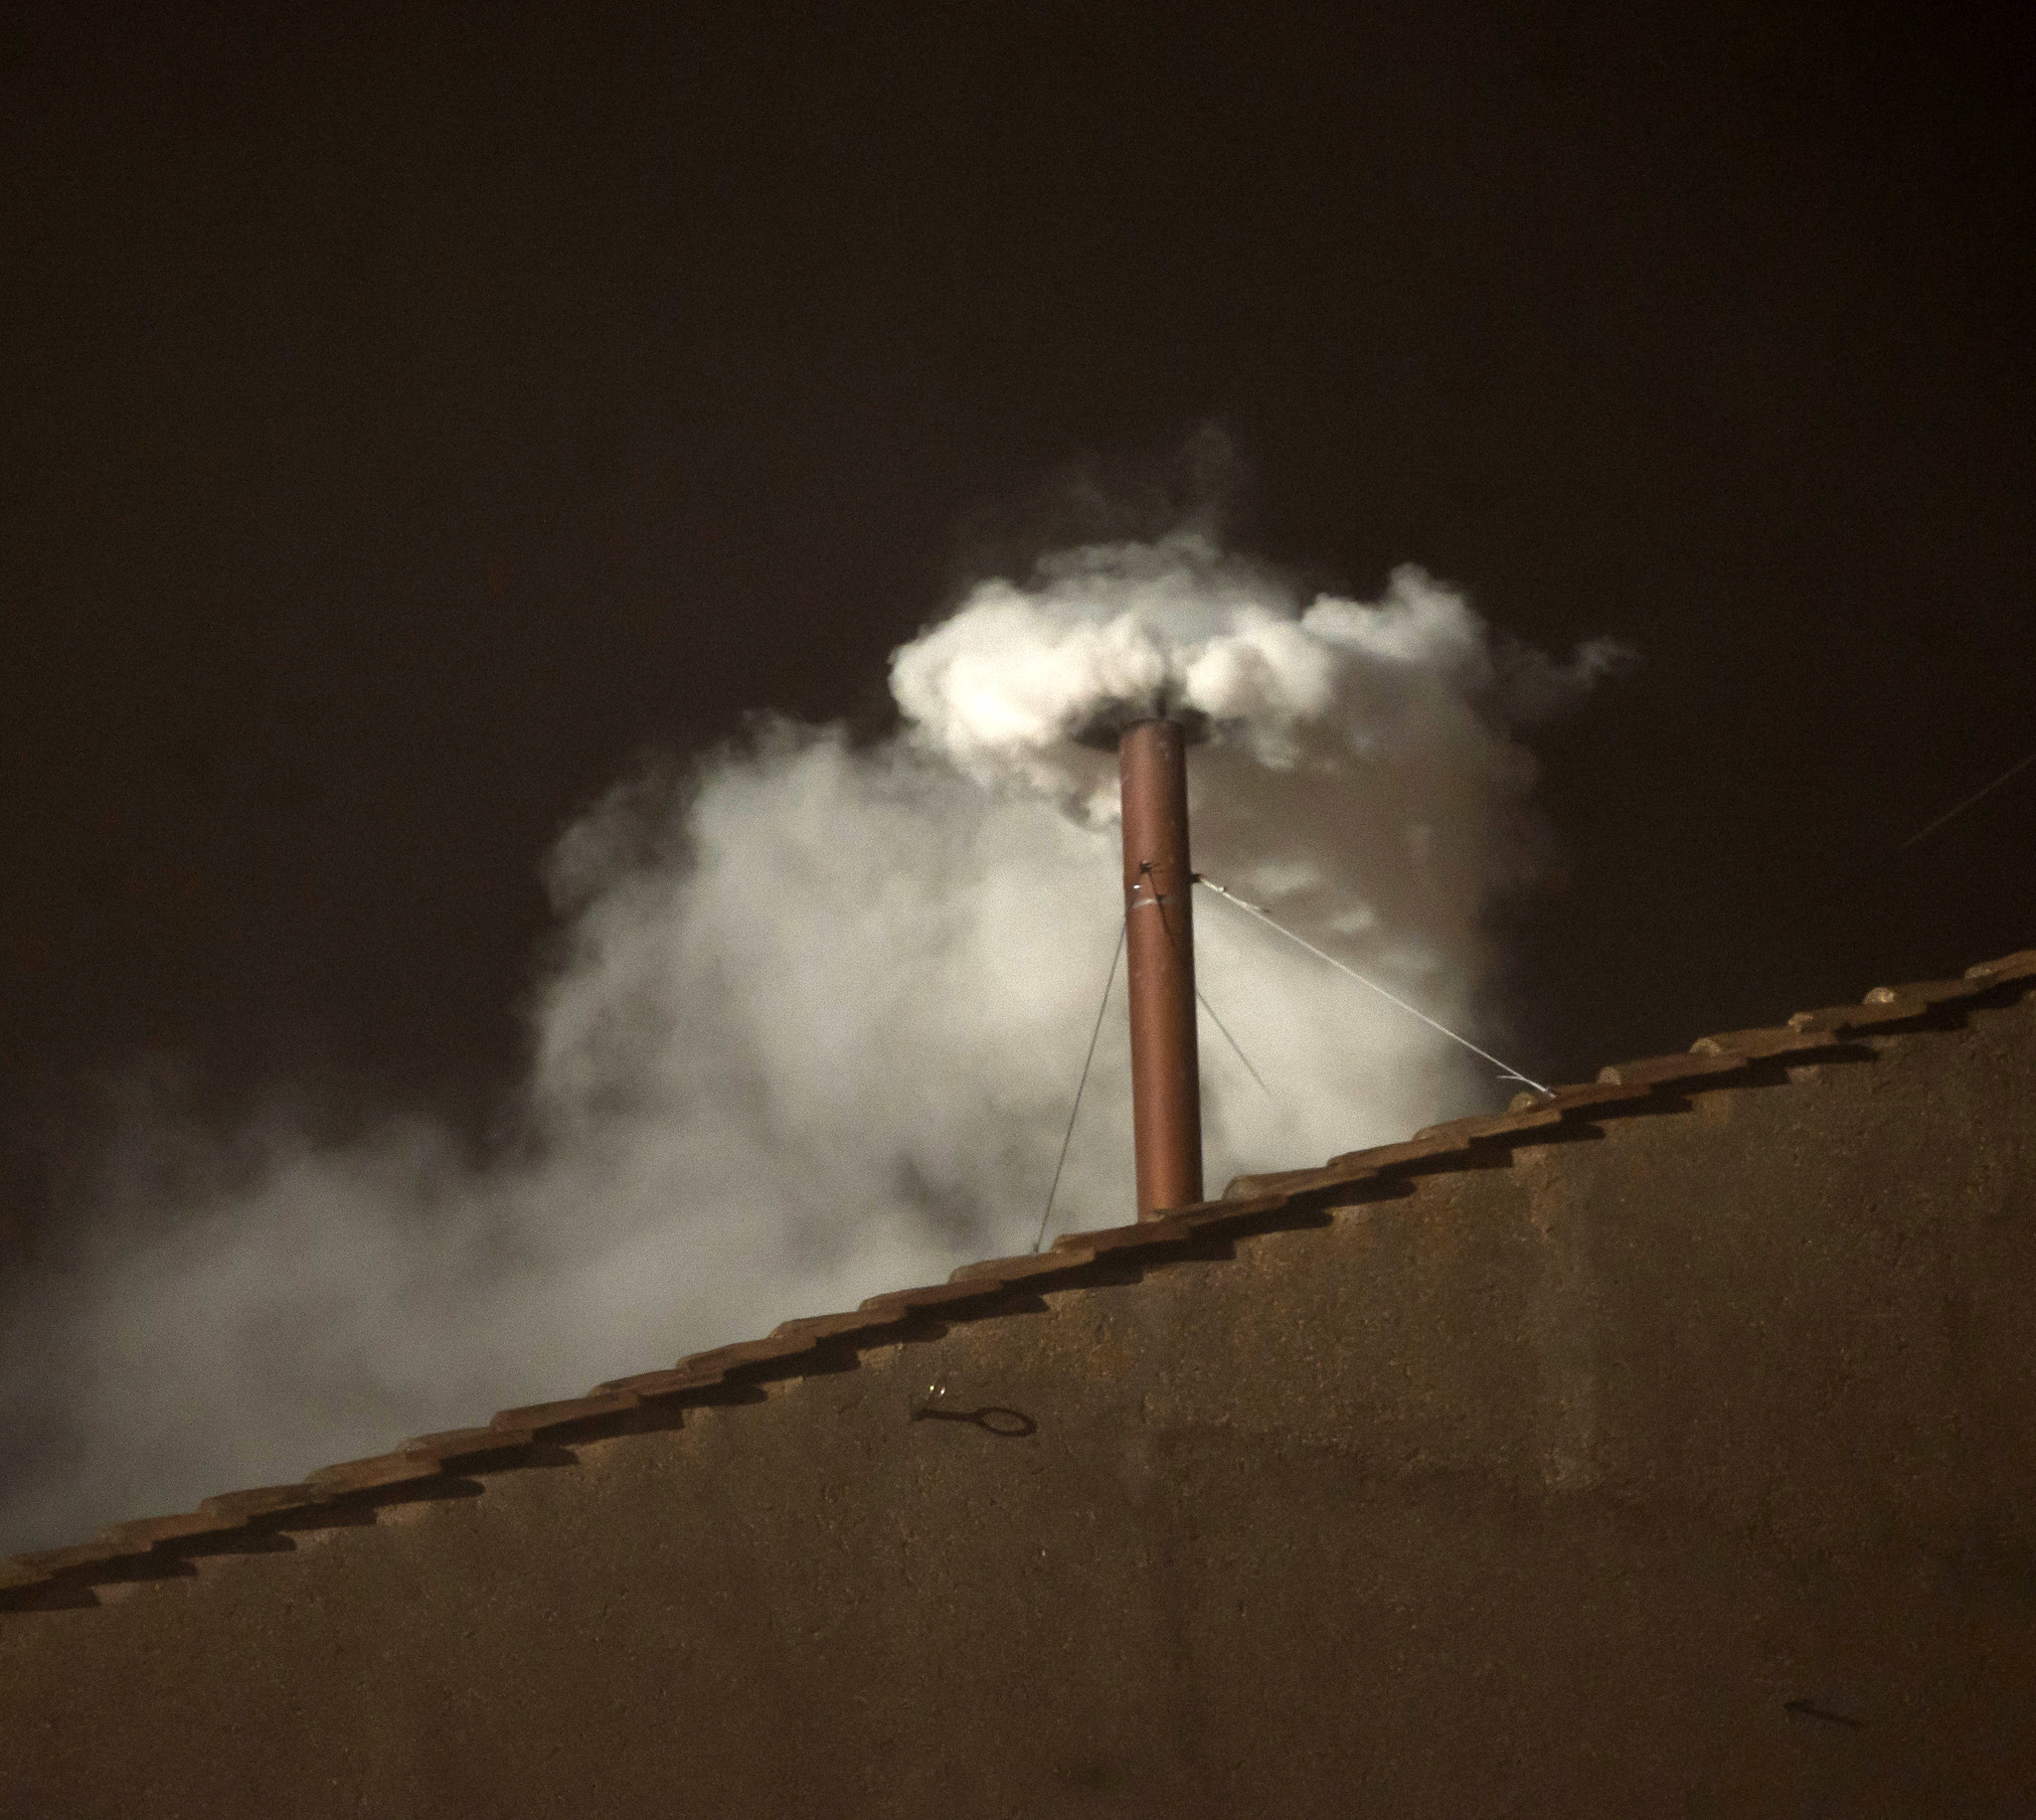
[908,1382,1038,1437]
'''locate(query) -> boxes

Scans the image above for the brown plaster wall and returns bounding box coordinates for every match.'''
[2,998,2032,1816]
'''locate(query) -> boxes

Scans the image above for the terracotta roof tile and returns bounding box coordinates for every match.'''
[98,1510,242,1551]
[1519,1080,1660,1114]
[1235,1099,1612,1201]
[304,1452,453,1497]
[858,1277,1021,1316]
[768,1308,917,1347]
[1412,1105,1568,1144]
[605,1323,868,1401]
[636,1332,824,1383]
[489,1390,640,1437]
[593,1365,721,1400]
[1870,976,1996,1008]
[0,1486,343,1589]
[400,1427,537,1468]
[1049,1218,1196,1260]
[947,1248,1102,1287]
[1966,948,2036,983]
[1688,1026,1840,1061]
[1327,1131,1479,1173]
[1172,1191,1302,1239]
[1222,1161,1362,1199]
[1222,1128,1482,1202]
[1783,980,1992,1036]
[1595,1050,1752,1088]
[195,1484,325,1523]
[658,1335,825,1381]
[8,941,2031,1617]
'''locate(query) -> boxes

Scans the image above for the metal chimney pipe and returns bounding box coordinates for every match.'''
[1118,718,1204,1218]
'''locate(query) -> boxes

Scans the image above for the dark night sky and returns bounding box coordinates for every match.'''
[3,3,2032,1250]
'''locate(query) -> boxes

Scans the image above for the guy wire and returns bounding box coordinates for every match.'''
[1033,913,1127,1253]
[1194,875,1553,1098]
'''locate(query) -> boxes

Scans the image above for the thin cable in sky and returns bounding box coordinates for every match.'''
[1894,747,2036,853]
[1032,914,1125,1253]
[1195,876,1552,1098]
[1195,984,1273,1098]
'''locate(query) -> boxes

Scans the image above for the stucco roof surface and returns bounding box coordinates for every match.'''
[4,944,2032,1614]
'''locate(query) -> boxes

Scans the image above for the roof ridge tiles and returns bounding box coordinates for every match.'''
[1222,1162,1363,1200]
[488,1390,639,1438]
[1411,1105,1567,1144]
[1595,1050,1753,1088]
[1515,1080,1659,1114]
[947,1248,1101,1286]
[1688,1027,1839,1061]
[1171,1191,1303,1237]
[1224,1139,1475,1204]
[195,1484,326,1522]
[399,1427,541,1469]
[768,1308,916,1346]
[1789,1003,1919,1036]
[6,940,2032,1613]
[1966,948,2036,982]
[98,1510,246,1552]
[941,1196,1300,1291]
[1782,971,2018,1038]
[594,1365,724,1401]
[1049,1217,1195,1258]
[303,1451,458,1498]
[856,1275,1050,1318]
[1327,1132,1476,1172]
[1866,977,1989,1007]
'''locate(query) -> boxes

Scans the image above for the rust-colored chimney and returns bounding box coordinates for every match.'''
[1118,718,1204,1218]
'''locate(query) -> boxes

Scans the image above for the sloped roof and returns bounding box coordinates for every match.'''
[5,943,2032,1615]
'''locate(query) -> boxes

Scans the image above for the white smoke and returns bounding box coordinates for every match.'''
[0,531,1626,1552]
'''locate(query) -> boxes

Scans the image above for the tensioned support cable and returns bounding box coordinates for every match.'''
[1195,984,1273,1098]
[1894,746,2036,853]
[1194,875,1553,1099]
[1033,914,1127,1253]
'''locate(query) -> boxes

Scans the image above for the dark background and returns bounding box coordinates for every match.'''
[3,3,2031,1252]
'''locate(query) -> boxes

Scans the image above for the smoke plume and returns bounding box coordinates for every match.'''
[0,531,1626,1552]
